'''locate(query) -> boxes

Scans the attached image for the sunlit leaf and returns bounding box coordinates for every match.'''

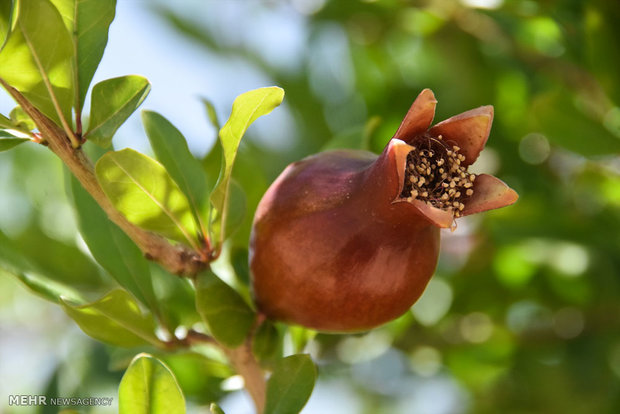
[0,130,29,151]
[210,87,284,247]
[9,105,35,130]
[264,354,316,414]
[86,75,151,146]
[70,175,158,312]
[195,270,255,348]
[60,289,161,347]
[50,0,116,107]
[95,148,199,248]
[0,112,12,128]
[0,0,74,124]
[142,110,209,234]
[119,353,185,414]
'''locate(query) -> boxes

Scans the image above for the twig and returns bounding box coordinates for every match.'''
[0,79,207,277]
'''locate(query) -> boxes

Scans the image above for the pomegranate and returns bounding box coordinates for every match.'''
[250,89,518,332]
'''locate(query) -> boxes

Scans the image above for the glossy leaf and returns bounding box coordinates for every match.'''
[70,175,158,312]
[119,353,185,414]
[264,354,317,414]
[0,0,74,124]
[142,110,209,233]
[0,130,29,151]
[60,289,161,347]
[95,148,199,248]
[195,270,255,348]
[86,75,151,146]
[50,0,116,107]
[210,87,284,247]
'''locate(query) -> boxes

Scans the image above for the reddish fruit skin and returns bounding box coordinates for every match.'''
[250,142,440,332]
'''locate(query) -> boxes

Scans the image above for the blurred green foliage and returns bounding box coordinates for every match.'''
[1,0,620,412]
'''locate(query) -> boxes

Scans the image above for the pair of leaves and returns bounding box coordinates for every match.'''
[0,0,147,147]
[119,353,185,414]
[0,0,74,124]
[50,0,116,110]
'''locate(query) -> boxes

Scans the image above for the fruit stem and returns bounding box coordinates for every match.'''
[224,342,267,414]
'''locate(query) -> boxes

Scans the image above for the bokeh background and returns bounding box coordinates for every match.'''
[1,0,620,413]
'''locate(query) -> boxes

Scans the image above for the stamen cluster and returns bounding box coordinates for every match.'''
[401,135,476,218]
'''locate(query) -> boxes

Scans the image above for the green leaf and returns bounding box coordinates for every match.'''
[201,97,221,132]
[60,289,161,347]
[8,272,83,303]
[119,353,186,414]
[0,0,13,47]
[200,98,223,191]
[159,351,232,404]
[0,130,29,151]
[209,179,246,242]
[210,86,284,248]
[86,75,151,146]
[210,403,225,414]
[70,175,158,312]
[195,270,255,348]
[142,110,209,234]
[288,326,317,354]
[0,230,86,303]
[264,354,317,414]
[252,320,282,366]
[95,148,199,248]
[0,0,74,124]
[0,112,12,128]
[50,0,116,108]
[9,105,35,130]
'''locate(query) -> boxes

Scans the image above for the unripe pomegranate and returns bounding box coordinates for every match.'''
[250,89,518,332]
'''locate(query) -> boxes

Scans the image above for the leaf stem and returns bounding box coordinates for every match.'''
[0,79,207,277]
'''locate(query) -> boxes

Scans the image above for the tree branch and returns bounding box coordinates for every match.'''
[0,79,207,276]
